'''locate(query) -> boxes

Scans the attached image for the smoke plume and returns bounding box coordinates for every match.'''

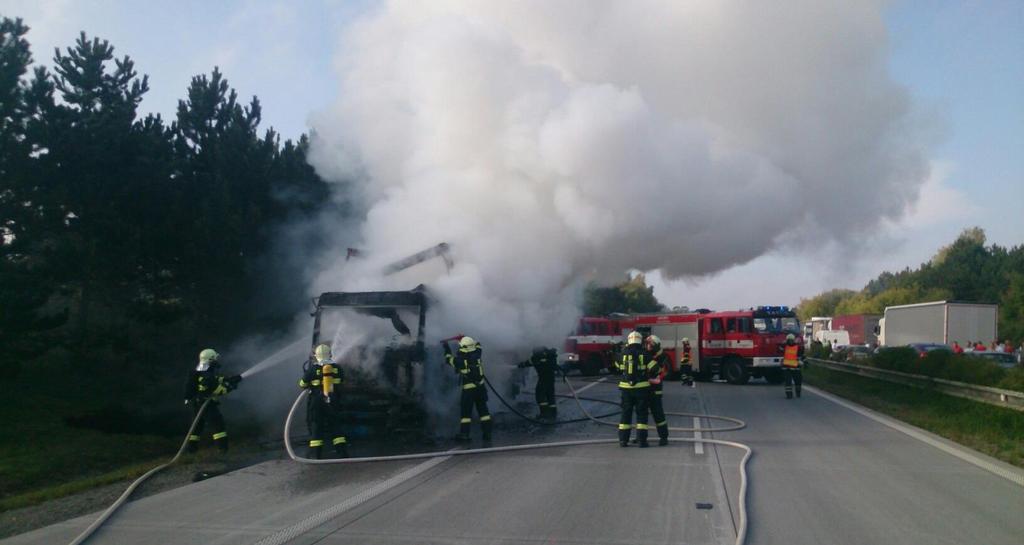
[307,1,929,353]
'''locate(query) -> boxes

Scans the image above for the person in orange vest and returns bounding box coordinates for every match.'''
[780,334,805,399]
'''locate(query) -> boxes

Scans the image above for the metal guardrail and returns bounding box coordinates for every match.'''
[807,358,1024,412]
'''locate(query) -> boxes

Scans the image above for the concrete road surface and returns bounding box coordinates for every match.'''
[5,378,1023,545]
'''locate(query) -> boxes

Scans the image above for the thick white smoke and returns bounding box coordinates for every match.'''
[307,1,929,353]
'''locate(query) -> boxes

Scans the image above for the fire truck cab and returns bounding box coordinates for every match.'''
[624,306,801,384]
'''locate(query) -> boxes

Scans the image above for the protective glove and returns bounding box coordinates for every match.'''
[226,375,243,390]
[184,399,190,405]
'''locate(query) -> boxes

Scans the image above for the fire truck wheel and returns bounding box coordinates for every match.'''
[581,355,603,376]
[723,358,749,385]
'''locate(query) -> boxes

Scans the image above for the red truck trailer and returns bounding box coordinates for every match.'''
[829,314,881,346]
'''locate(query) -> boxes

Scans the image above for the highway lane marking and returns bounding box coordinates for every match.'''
[251,453,455,545]
[806,385,1024,488]
[693,416,704,455]
[571,377,605,395]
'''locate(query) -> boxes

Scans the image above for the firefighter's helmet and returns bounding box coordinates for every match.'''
[459,336,478,350]
[646,334,661,352]
[199,348,219,364]
[627,331,643,345]
[682,337,690,344]
[786,333,796,342]
[314,343,332,363]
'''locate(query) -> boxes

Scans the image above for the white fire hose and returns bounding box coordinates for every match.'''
[277,376,753,545]
[68,377,752,545]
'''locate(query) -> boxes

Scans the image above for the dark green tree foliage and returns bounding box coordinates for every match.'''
[582,274,666,316]
[0,19,334,383]
[798,227,1024,342]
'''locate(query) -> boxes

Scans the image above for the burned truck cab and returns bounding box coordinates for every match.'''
[309,285,431,435]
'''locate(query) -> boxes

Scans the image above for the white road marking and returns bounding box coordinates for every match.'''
[252,453,454,545]
[806,385,1024,488]
[571,377,605,395]
[693,416,704,455]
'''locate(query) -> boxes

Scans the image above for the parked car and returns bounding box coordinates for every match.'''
[906,343,952,358]
[842,345,873,362]
[970,351,1019,369]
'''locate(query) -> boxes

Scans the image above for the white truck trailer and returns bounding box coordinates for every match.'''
[877,301,998,347]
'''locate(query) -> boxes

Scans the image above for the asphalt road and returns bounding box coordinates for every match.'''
[5,377,1023,545]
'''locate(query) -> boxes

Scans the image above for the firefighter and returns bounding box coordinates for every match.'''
[517,346,559,419]
[614,331,656,447]
[644,335,670,446]
[443,336,492,441]
[183,349,242,453]
[299,343,348,459]
[679,337,695,385]
[780,333,805,399]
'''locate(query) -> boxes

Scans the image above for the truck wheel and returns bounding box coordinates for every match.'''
[723,358,749,385]
[581,355,603,377]
[765,369,784,384]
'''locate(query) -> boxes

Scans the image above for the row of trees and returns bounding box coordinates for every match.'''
[0,17,336,380]
[582,273,665,316]
[797,227,1024,341]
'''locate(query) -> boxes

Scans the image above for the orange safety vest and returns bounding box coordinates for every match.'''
[783,344,800,368]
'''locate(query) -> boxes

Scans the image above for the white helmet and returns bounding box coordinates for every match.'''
[314,343,332,363]
[627,331,643,345]
[682,337,690,343]
[459,336,478,350]
[646,334,661,350]
[786,333,796,342]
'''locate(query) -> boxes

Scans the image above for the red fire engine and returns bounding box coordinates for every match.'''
[563,306,801,384]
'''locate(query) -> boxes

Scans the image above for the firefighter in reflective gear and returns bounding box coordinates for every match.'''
[299,344,348,459]
[614,331,656,447]
[780,334,805,399]
[444,336,492,441]
[517,347,559,419]
[679,337,695,385]
[183,349,242,453]
[644,335,670,446]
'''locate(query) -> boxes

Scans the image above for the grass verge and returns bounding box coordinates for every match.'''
[805,364,1024,468]
[0,458,168,512]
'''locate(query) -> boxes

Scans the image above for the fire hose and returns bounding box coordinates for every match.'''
[68,375,751,545]
[66,400,211,545]
[279,375,752,545]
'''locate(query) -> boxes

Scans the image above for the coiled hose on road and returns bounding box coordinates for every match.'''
[280,376,752,545]
[69,374,752,545]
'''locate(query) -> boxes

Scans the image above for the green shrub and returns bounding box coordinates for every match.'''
[948,355,1007,387]
[872,347,918,373]
[998,368,1024,392]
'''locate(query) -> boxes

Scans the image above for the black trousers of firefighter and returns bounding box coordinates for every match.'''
[535,374,556,418]
[459,385,492,440]
[783,367,803,399]
[307,399,348,459]
[648,384,669,444]
[188,401,228,452]
[618,387,650,446]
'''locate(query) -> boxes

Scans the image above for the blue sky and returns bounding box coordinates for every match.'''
[3,0,1021,309]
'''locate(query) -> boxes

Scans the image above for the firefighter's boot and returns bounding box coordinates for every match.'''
[548,406,557,420]
[456,419,471,441]
[618,426,630,447]
[796,385,802,398]
[481,418,493,442]
[308,440,324,459]
[657,424,669,446]
[187,434,200,453]
[214,433,229,453]
[333,437,349,459]
[637,428,650,448]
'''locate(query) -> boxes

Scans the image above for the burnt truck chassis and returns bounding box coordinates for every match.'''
[309,286,431,437]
